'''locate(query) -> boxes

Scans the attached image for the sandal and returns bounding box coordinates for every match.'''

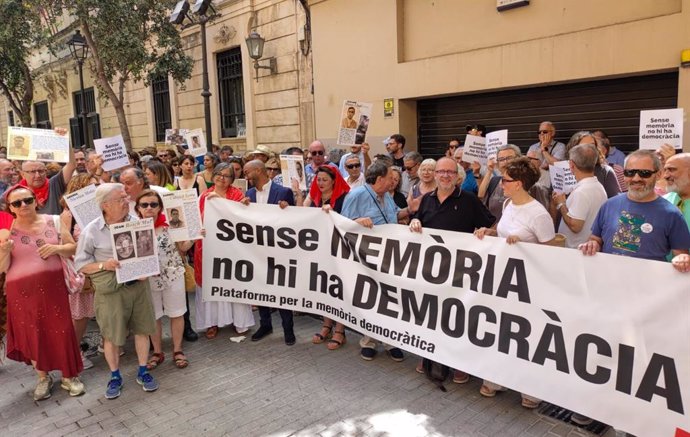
[173,351,189,369]
[327,330,346,350]
[312,324,333,344]
[205,326,219,339]
[521,398,541,409]
[146,352,165,370]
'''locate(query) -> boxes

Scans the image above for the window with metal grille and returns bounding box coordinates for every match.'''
[34,101,50,129]
[73,87,96,115]
[151,75,172,142]
[217,47,245,138]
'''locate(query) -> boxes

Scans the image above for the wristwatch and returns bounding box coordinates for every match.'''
[98,262,104,271]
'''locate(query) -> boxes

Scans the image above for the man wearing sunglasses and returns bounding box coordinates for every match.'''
[306,140,329,176]
[338,142,371,179]
[527,121,566,170]
[580,149,690,273]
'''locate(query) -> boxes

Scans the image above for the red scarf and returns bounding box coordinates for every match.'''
[309,164,350,207]
[154,211,168,228]
[19,179,49,208]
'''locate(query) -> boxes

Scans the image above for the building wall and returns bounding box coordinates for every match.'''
[308,0,690,153]
[0,0,315,155]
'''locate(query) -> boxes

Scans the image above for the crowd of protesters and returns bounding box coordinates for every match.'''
[0,122,688,427]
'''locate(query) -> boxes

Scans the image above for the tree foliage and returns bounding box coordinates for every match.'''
[48,0,194,149]
[0,0,54,126]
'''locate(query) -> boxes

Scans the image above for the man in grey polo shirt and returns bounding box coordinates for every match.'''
[75,183,158,400]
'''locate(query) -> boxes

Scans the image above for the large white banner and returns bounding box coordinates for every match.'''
[202,200,690,437]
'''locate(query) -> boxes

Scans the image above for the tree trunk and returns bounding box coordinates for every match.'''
[80,22,133,151]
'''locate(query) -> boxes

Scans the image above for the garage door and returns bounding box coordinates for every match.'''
[417,72,678,158]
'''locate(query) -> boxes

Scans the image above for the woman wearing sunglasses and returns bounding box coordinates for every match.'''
[474,158,557,409]
[135,189,194,370]
[194,163,255,339]
[0,185,85,400]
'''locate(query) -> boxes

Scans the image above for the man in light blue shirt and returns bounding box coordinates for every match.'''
[341,161,411,362]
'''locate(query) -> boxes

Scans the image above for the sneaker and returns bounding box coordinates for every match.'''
[571,413,593,426]
[33,375,53,401]
[360,347,376,361]
[387,348,404,362]
[136,372,159,392]
[60,377,85,397]
[82,354,94,370]
[105,377,123,400]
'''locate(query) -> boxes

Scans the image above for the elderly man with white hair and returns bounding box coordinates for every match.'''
[75,183,158,400]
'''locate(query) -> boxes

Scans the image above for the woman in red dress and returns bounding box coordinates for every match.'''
[0,185,84,400]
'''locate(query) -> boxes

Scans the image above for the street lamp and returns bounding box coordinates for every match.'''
[170,0,218,148]
[245,31,277,82]
[67,29,90,148]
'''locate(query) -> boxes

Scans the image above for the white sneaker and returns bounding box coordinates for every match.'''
[60,377,86,397]
[33,375,54,401]
[82,354,94,370]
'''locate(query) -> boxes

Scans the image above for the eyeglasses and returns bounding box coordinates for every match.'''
[157,154,168,158]
[404,164,418,171]
[266,167,280,172]
[496,156,516,163]
[538,130,553,135]
[310,150,325,156]
[23,169,47,175]
[502,177,518,184]
[138,202,160,209]
[346,163,361,169]
[528,157,541,162]
[214,173,232,180]
[435,170,458,176]
[623,169,656,178]
[9,197,35,208]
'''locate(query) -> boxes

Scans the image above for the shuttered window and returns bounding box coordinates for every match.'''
[417,72,678,157]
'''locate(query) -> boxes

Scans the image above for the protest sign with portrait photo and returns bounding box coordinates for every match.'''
[110,217,159,283]
[337,100,373,146]
[160,189,203,242]
[279,154,307,191]
[7,126,70,162]
[184,128,207,157]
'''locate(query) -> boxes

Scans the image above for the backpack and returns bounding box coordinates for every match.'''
[422,358,450,392]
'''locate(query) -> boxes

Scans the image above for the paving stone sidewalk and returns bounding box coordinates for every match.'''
[0,311,618,437]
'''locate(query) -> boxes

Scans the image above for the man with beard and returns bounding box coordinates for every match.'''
[663,153,690,231]
[580,149,690,272]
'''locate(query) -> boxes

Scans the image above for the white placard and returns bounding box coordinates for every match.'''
[279,154,307,191]
[184,128,207,157]
[160,189,203,242]
[486,130,508,160]
[63,184,101,231]
[110,217,160,283]
[461,134,487,165]
[337,100,373,146]
[7,126,70,162]
[639,108,684,150]
[165,128,189,147]
[549,161,577,194]
[94,134,129,171]
[202,201,690,437]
